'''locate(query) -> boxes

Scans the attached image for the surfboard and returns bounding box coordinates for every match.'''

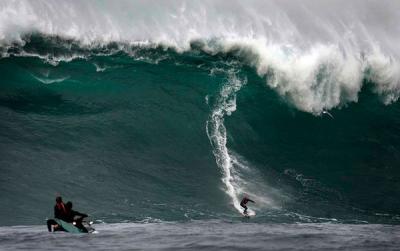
[242,213,251,218]
[242,210,256,218]
[54,219,84,233]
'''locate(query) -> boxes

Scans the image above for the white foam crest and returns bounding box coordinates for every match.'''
[205,36,400,114]
[1,0,400,113]
[231,39,364,114]
[9,50,87,66]
[1,1,399,51]
[365,47,400,104]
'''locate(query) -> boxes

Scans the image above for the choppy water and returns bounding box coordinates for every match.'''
[1,221,399,251]
[1,0,400,249]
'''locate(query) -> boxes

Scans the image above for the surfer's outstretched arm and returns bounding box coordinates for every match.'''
[249,199,255,203]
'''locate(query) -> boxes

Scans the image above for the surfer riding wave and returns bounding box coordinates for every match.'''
[240,196,255,215]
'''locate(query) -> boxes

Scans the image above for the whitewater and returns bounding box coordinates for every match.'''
[2,0,400,113]
[1,0,400,250]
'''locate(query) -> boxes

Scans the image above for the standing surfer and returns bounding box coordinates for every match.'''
[240,196,255,215]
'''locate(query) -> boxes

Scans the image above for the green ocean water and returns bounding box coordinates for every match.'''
[1,36,400,226]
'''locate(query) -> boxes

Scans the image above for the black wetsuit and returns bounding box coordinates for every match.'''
[47,208,88,232]
[47,203,67,232]
[65,210,89,232]
[240,197,255,214]
[64,210,88,223]
[54,203,68,221]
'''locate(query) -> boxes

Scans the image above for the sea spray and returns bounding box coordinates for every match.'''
[206,73,254,214]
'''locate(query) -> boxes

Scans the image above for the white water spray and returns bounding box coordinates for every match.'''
[1,0,400,114]
[206,74,257,215]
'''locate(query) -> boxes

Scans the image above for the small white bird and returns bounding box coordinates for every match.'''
[322,110,334,119]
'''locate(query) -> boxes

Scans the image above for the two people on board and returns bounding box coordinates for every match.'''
[47,196,88,232]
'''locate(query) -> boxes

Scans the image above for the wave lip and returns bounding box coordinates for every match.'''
[6,36,400,115]
[1,0,400,114]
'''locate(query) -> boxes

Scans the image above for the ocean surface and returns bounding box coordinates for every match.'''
[1,222,400,251]
[1,0,400,250]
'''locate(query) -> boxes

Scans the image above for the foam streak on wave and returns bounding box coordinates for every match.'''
[206,74,254,215]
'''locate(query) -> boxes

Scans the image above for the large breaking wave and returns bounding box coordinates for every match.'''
[1,0,400,225]
[1,0,400,114]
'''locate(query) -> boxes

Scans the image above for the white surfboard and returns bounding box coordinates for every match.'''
[242,210,256,218]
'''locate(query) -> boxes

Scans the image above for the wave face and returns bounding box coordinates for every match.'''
[1,1,400,226]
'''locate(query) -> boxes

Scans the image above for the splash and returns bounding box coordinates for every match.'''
[206,73,256,215]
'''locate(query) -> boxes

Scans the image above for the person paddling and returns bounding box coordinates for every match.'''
[240,196,255,215]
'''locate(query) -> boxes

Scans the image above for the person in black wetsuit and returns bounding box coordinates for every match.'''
[240,196,255,215]
[47,196,68,232]
[64,201,89,232]
[54,196,67,220]
[64,201,88,222]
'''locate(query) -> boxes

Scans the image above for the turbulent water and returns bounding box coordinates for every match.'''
[1,222,400,251]
[1,0,400,249]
